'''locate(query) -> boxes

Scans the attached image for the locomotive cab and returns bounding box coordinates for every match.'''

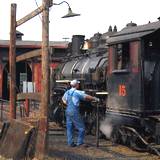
[107,40,141,112]
[107,21,160,115]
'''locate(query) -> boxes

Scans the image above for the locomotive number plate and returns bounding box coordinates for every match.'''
[118,84,126,96]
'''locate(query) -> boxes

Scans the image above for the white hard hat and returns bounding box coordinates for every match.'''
[70,79,80,86]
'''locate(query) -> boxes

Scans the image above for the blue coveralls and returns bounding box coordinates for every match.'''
[62,88,86,146]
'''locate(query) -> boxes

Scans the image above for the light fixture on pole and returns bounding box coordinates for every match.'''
[36,0,80,158]
[9,0,80,158]
[53,1,80,18]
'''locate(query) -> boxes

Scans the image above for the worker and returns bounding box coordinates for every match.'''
[62,79,100,147]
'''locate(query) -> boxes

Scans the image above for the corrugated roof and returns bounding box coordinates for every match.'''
[107,21,160,44]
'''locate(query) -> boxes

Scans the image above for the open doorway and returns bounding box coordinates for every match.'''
[2,62,32,100]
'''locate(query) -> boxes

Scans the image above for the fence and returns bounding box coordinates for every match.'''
[0,98,40,122]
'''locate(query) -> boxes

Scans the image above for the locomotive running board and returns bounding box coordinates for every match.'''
[96,92,108,95]
[56,80,70,83]
[119,126,160,156]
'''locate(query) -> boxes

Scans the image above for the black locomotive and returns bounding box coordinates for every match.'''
[51,19,160,155]
[106,20,160,154]
[50,28,114,134]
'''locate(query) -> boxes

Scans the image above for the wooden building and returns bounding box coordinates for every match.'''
[0,32,69,100]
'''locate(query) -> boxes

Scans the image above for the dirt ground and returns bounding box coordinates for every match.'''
[0,121,159,160]
[46,123,160,160]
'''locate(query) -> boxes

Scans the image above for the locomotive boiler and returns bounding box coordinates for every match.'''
[50,27,116,134]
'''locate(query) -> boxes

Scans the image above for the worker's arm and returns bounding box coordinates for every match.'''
[76,90,100,102]
[85,95,100,102]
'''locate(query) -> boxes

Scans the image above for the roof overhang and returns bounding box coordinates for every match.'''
[107,21,160,45]
[107,29,154,44]
[0,40,69,49]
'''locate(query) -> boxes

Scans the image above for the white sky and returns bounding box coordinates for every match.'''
[0,0,160,41]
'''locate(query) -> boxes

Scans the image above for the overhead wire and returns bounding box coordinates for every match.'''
[33,0,53,22]
[33,0,42,21]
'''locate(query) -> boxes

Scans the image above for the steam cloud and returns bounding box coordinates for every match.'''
[100,118,113,139]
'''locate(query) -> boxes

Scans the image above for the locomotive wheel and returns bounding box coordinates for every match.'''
[129,134,141,151]
[51,105,65,127]
[129,132,147,151]
[119,126,147,151]
[119,127,128,145]
[110,127,121,144]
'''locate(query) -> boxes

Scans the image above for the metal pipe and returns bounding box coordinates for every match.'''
[53,1,71,7]
[96,102,99,147]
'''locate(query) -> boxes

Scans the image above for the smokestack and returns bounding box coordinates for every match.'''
[71,35,85,56]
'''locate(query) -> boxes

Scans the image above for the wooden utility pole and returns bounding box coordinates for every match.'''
[9,0,79,159]
[41,0,50,118]
[9,3,16,119]
[9,0,51,158]
[35,0,50,158]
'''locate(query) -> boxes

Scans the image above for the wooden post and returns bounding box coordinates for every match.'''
[35,0,50,159]
[25,98,29,117]
[0,63,3,97]
[41,0,50,118]
[9,4,17,119]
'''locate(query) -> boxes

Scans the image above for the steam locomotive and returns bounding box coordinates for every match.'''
[51,19,160,155]
[50,26,116,132]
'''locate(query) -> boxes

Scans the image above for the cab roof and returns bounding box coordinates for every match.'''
[107,20,160,44]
